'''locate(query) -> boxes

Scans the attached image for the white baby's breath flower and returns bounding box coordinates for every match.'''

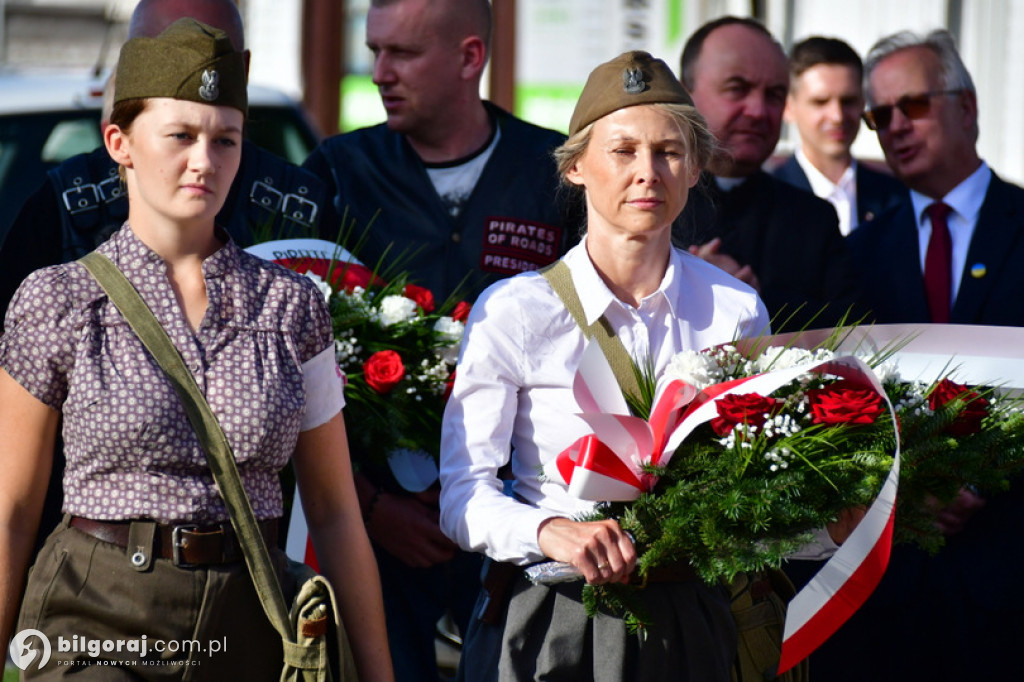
[378,295,419,326]
[305,272,333,302]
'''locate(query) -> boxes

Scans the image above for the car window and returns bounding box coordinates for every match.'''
[41,118,102,163]
[0,111,103,244]
[247,105,320,165]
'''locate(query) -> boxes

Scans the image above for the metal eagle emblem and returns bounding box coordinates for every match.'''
[623,67,646,94]
[199,69,220,101]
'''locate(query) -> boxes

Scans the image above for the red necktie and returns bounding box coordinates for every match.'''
[923,202,953,323]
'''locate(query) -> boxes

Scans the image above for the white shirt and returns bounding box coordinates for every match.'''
[910,162,991,303]
[439,241,770,564]
[425,126,501,218]
[796,149,858,236]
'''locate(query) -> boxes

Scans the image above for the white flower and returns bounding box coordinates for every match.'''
[871,360,901,385]
[377,295,419,326]
[305,272,333,302]
[433,316,465,364]
[433,316,464,341]
[754,346,818,373]
[665,350,722,389]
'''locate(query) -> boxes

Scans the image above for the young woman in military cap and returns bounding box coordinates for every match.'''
[0,19,392,680]
[438,51,771,680]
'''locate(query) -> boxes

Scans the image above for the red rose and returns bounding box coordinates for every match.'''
[334,263,385,293]
[806,380,886,425]
[363,350,405,394]
[404,284,436,313]
[928,378,989,436]
[451,301,472,322]
[711,393,782,437]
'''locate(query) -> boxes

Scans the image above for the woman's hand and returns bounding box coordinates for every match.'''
[826,506,867,545]
[537,517,636,585]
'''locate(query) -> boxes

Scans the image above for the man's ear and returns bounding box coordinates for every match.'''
[459,36,488,81]
[783,93,796,124]
[104,124,132,168]
[959,89,979,130]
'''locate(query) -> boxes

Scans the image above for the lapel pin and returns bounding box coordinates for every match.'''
[970,263,986,279]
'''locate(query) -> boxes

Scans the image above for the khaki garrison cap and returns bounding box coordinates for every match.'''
[568,50,693,136]
[115,18,247,114]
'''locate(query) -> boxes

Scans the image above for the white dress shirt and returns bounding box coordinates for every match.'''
[796,149,858,236]
[910,162,991,303]
[439,240,770,565]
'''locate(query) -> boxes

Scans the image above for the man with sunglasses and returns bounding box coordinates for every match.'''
[832,29,1024,681]
[672,17,861,331]
[772,36,905,236]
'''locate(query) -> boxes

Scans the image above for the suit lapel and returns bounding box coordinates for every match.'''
[882,202,931,321]
[952,175,1024,322]
[774,156,813,193]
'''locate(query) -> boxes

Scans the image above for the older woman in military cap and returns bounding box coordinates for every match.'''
[439,51,770,680]
[0,19,392,680]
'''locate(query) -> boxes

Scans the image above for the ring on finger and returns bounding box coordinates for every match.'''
[597,562,610,571]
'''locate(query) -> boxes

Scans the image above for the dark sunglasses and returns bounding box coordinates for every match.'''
[862,89,963,131]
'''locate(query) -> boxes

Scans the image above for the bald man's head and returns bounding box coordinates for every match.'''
[129,0,245,51]
[370,0,491,53]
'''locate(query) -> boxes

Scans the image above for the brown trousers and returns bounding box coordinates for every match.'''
[16,517,294,681]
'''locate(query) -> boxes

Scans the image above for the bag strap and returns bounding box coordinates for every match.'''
[540,260,641,403]
[78,251,296,642]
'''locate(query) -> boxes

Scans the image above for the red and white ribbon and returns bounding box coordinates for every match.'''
[547,339,902,675]
[767,323,1024,672]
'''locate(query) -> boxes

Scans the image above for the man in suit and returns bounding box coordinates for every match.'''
[773,36,905,235]
[825,30,1024,680]
[673,16,861,330]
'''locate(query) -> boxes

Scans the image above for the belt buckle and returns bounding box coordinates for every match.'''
[171,524,200,568]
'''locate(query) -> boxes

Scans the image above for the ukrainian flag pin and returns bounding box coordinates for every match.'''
[971,263,987,278]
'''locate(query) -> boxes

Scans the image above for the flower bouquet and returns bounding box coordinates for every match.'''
[313,261,469,488]
[246,237,469,491]
[537,328,1024,636]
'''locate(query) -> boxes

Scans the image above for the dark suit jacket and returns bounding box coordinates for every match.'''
[672,170,861,331]
[848,173,1024,325]
[804,172,1024,680]
[772,154,907,229]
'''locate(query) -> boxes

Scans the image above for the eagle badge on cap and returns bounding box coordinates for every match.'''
[199,69,220,101]
[623,67,646,94]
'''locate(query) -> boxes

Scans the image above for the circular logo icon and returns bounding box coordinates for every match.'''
[10,629,52,671]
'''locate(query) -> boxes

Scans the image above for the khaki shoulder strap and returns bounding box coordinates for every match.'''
[540,260,641,404]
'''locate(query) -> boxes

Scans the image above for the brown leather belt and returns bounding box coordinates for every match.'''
[69,516,278,567]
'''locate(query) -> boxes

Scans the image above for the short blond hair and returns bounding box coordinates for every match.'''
[553,102,717,189]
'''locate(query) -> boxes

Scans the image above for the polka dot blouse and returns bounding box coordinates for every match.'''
[0,225,337,524]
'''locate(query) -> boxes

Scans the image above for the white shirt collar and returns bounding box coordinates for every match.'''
[565,237,679,325]
[910,162,991,227]
[795,147,856,197]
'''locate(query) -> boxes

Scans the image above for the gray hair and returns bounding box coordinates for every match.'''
[864,29,975,103]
